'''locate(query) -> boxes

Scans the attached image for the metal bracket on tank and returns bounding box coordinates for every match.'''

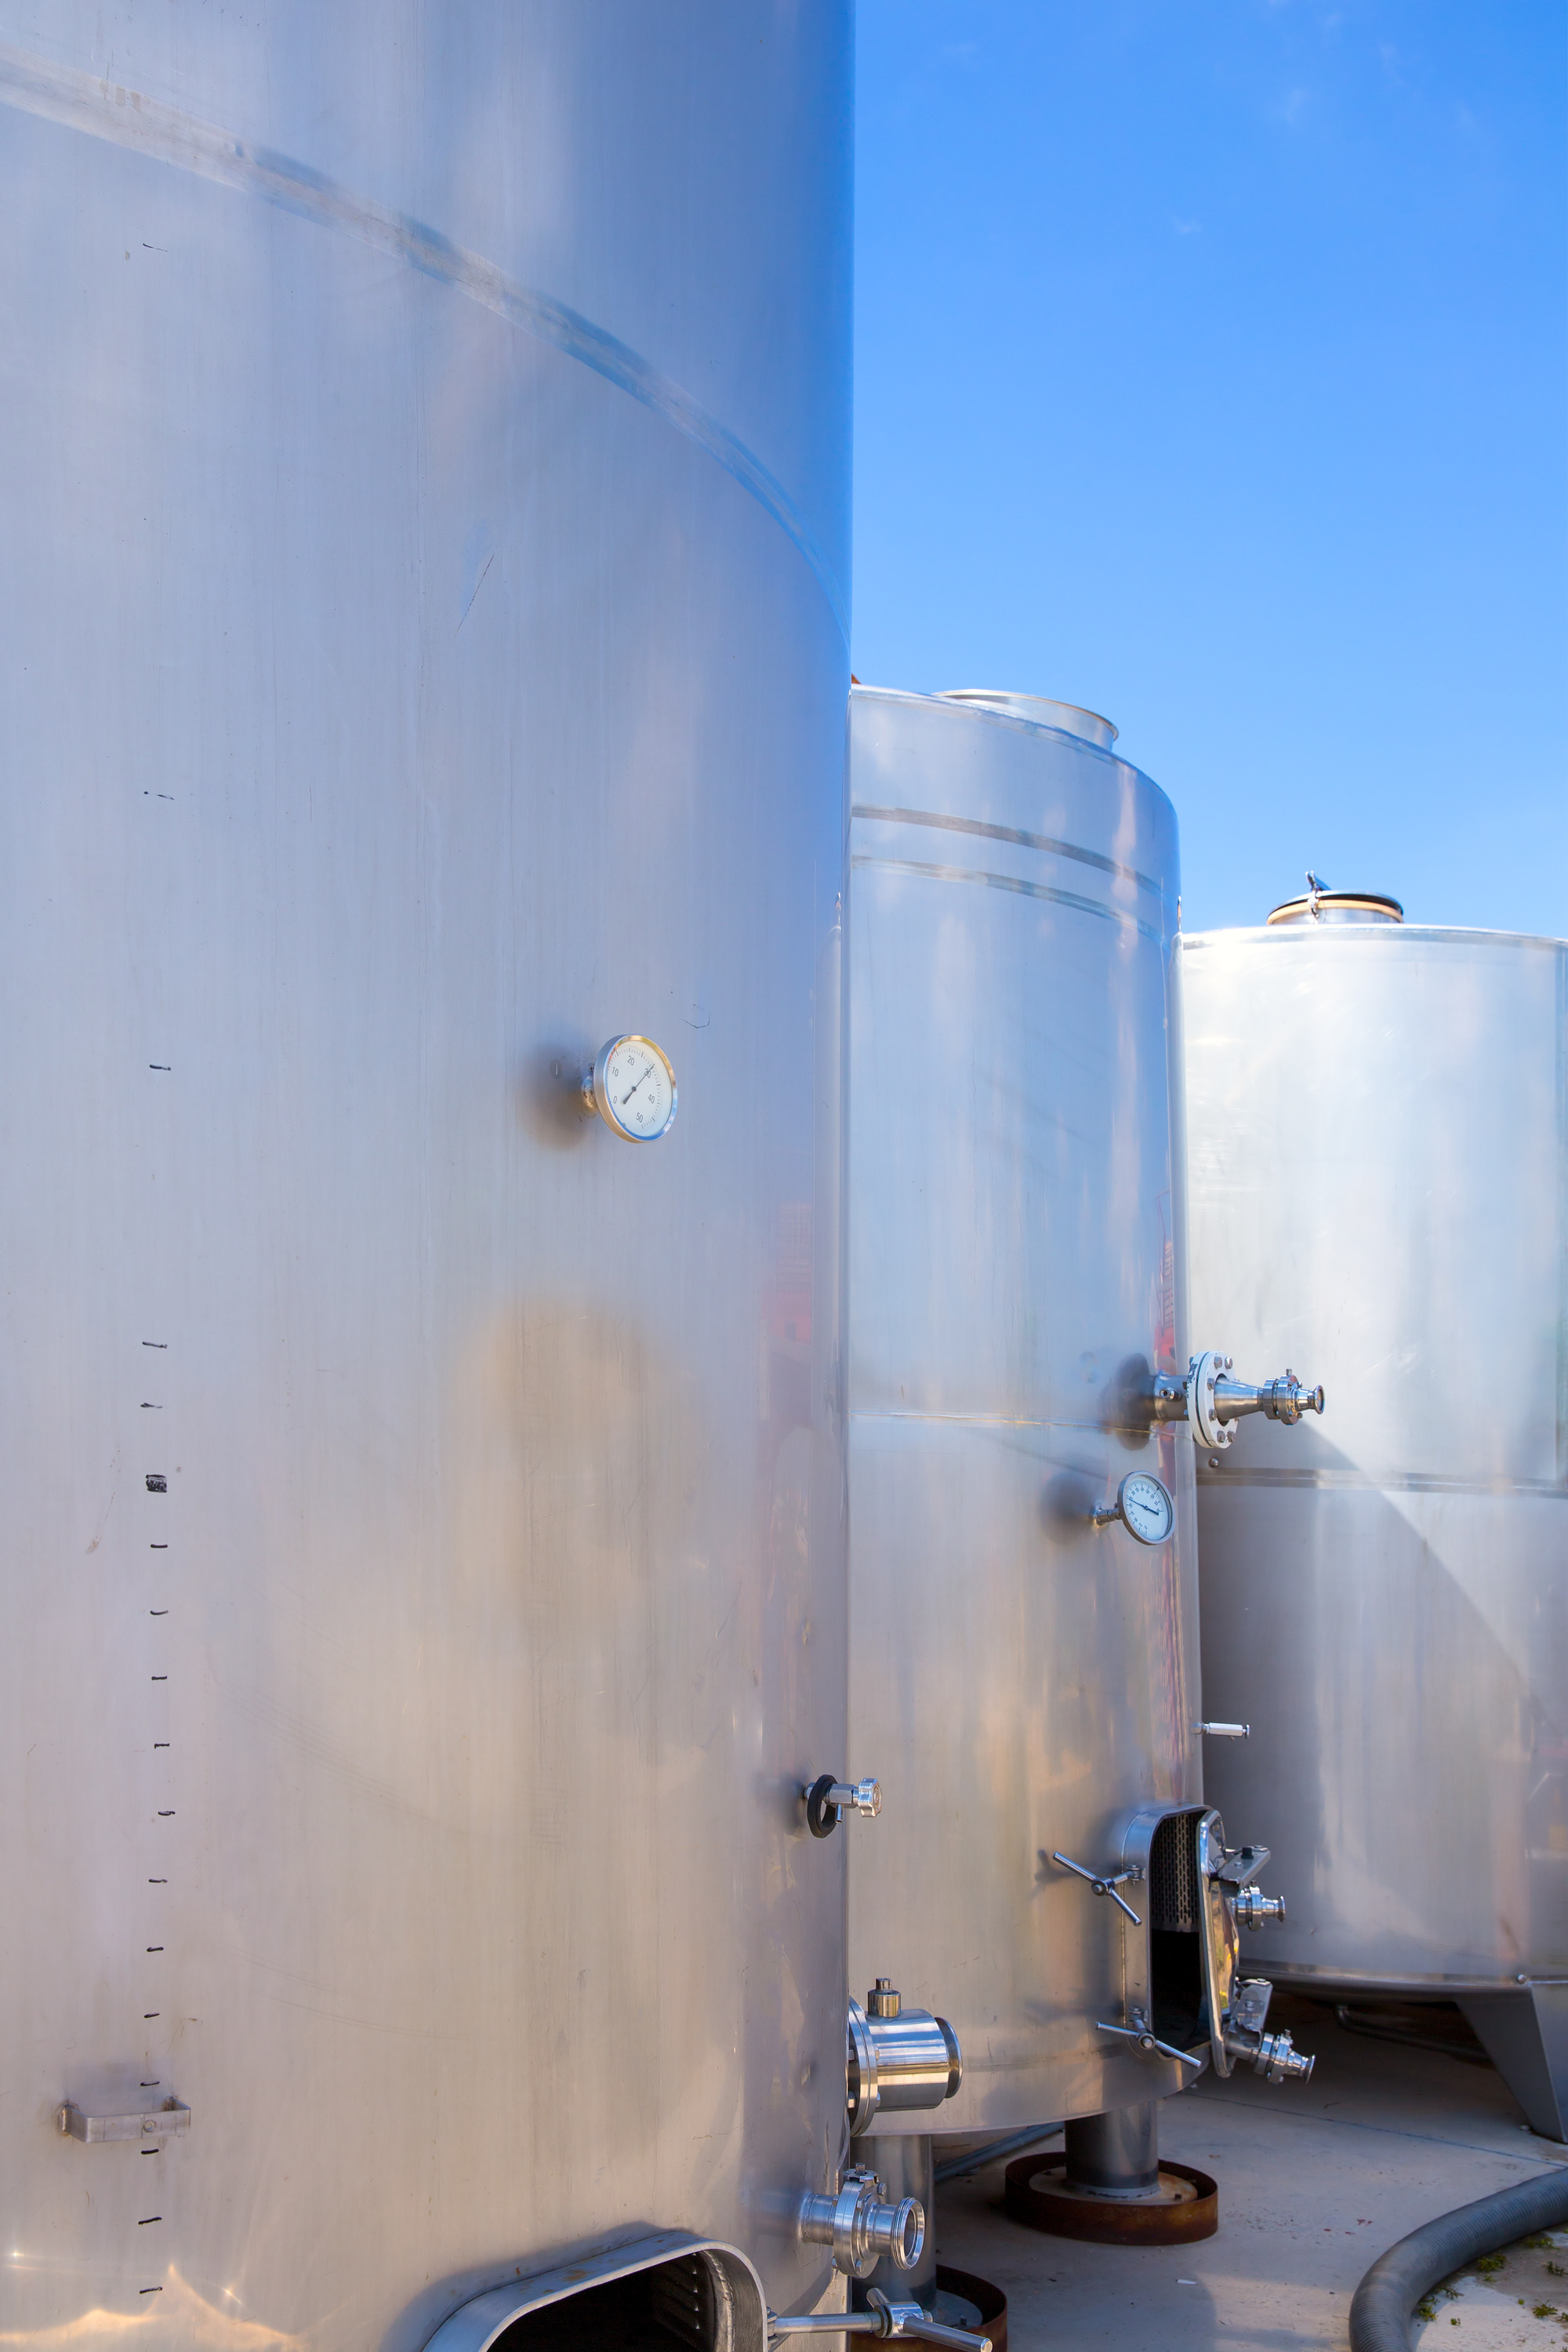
[56,2096,190,2144]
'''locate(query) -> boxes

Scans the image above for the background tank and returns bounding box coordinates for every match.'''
[1184,898,1568,2140]
[844,685,1204,2139]
[0,6,853,2343]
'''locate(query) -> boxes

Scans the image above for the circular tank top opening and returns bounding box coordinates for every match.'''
[1267,891,1404,926]
[936,690,1119,751]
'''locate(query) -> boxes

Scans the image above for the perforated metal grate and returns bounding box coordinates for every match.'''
[1149,1809,1200,1933]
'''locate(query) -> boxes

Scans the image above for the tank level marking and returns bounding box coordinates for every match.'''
[146,1475,166,1492]
[150,1610,168,1617]
[139,2290,162,2296]
[137,2216,162,2226]
[141,1341,167,1348]
[148,1064,170,1072]
[0,41,849,637]
[151,1543,167,1548]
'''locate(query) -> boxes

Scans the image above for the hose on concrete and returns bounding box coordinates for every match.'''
[1348,2168,1568,2351]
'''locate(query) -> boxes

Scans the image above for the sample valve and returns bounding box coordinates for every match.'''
[1233,1886,1287,1929]
[805,1775,882,1838]
[1221,1976,1314,2082]
[847,1982,962,2133]
[797,2165,924,2281]
[1148,1351,1324,1452]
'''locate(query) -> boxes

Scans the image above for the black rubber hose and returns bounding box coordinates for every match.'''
[1349,2168,1568,2352]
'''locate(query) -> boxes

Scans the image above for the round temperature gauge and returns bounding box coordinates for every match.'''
[584,1035,678,1142]
[1114,1471,1174,1547]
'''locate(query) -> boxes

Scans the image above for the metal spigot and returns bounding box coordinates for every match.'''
[797,2165,924,2280]
[1150,1352,1324,1452]
[1233,1886,1287,1929]
[769,2292,992,2349]
[1222,1977,1315,2082]
[805,1775,882,1838]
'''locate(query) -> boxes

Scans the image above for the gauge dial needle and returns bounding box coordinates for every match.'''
[619,1065,652,1108]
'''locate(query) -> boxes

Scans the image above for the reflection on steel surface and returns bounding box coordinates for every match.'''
[844,684,1197,2136]
[0,0,854,2336]
[1185,911,1568,2138]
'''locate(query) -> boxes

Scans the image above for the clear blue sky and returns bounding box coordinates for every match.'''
[852,2,1567,936]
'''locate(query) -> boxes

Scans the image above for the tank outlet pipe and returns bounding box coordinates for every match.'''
[848,1987,962,2135]
[769,2290,991,2350]
[1149,1352,1324,1451]
[1348,2168,1568,2352]
[797,2166,924,2281]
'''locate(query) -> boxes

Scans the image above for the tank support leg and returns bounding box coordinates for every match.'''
[1458,1988,1568,2143]
[1062,2100,1162,2198]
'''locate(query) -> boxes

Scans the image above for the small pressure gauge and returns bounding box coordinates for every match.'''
[1094,1471,1175,1547]
[583,1035,677,1142]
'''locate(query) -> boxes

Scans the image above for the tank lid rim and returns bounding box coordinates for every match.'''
[935,688,1119,746]
[1266,891,1405,925]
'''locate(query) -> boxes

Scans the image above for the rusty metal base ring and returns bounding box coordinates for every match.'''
[1003,2153,1219,2246]
[933,2265,1008,2352]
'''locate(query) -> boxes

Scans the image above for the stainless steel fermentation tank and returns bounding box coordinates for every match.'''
[0,8,858,2345]
[843,688,1314,2214]
[1185,895,1568,2139]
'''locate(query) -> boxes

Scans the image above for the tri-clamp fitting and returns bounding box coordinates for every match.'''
[805,1775,882,1838]
[1149,1350,1324,1452]
[798,2165,924,2281]
[1222,1977,1314,2082]
[1233,1886,1287,1929]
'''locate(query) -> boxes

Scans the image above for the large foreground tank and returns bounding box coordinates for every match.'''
[1184,895,1568,2140]
[0,9,855,2343]
[843,689,1313,2230]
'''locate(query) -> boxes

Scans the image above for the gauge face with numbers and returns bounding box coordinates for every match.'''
[590,1035,677,1142]
[1117,1471,1174,1546]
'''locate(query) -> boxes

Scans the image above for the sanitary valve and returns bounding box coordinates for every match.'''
[797,2165,924,2281]
[1149,1351,1324,1452]
[770,2290,992,2350]
[1233,1886,1287,1929]
[848,1984,962,2133]
[1222,1977,1314,2082]
[805,1776,882,1838]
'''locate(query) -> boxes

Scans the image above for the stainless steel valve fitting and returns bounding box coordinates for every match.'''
[847,1985,962,2133]
[797,2165,924,2280]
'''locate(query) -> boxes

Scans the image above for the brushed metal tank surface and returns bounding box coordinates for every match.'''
[0,8,852,2343]
[1183,921,1568,1999]
[844,687,1200,2136]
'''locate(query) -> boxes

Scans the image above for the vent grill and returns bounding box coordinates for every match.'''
[651,2254,734,2352]
[1149,1810,1200,1933]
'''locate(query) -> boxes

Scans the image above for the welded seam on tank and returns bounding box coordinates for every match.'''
[0,43,848,641]
[850,854,1162,944]
[1199,1468,1568,1497]
[853,803,1165,899]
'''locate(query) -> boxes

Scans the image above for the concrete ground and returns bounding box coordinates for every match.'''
[931,1999,1568,2351]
